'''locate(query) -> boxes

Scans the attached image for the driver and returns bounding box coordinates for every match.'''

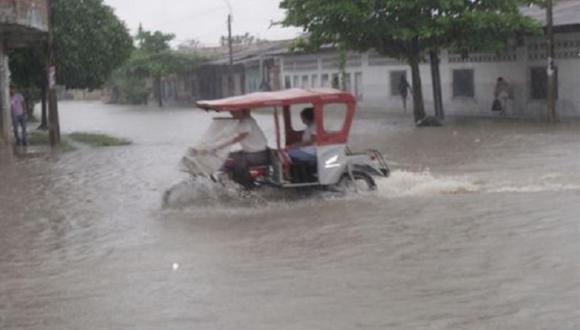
[200,109,269,188]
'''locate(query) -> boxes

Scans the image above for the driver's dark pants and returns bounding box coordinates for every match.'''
[227,150,269,189]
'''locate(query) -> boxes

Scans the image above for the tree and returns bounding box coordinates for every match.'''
[109,28,203,107]
[136,25,175,53]
[280,0,541,125]
[426,1,541,120]
[9,0,133,127]
[134,29,176,107]
[9,48,46,120]
[177,39,202,52]
[219,32,263,47]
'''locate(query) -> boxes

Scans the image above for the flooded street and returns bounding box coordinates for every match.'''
[1,101,579,329]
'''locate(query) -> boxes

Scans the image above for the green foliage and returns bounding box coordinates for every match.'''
[9,0,133,98]
[281,0,541,58]
[109,28,204,105]
[280,0,542,122]
[9,48,45,89]
[52,0,133,89]
[28,131,76,152]
[136,25,175,53]
[68,132,131,146]
[9,48,45,117]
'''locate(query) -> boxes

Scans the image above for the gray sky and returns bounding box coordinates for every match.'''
[103,0,302,47]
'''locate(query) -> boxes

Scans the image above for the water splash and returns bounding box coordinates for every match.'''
[376,170,479,198]
[484,172,580,193]
[162,177,244,209]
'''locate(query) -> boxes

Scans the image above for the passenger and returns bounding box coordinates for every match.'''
[197,109,268,189]
[288,107,316,163]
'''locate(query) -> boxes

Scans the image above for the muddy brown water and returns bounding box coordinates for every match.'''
[1,101,579,329]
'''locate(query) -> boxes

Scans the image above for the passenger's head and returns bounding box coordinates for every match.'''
[497,77,504,82]
[301,107,314,124]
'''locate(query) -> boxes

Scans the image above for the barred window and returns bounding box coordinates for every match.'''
[530,67,558,100]
[453,69,474,98]
[284,76,291,89]
[321,74,330,88]
[311,75,318,88]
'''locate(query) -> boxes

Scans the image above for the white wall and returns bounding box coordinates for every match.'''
[279,31,580,117]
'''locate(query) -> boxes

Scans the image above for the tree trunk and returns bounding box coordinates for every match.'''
[430,49,445,120]
[156,75,163,108]
[38,84,48,130]
[546,0,558,122]
[24,93,35,121]
[409,59,426,124]
[48,87,60,146]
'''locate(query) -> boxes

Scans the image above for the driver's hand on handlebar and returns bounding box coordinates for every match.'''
[190,147,217,156]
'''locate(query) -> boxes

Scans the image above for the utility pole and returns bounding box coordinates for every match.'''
[47,0,60,145]
[546,0,558,122]
[227,13,234,96]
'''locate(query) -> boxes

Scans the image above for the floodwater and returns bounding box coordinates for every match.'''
[1,101,579,330]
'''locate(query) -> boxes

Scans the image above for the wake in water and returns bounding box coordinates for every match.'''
[162,177,327,209]
[162,177,248,209]
[376,170,479,198]
[375,170,580,198]
[162,169,580,210]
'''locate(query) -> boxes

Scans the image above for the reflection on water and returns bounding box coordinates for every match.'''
[1,101,579,329]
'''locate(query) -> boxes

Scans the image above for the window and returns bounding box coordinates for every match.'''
[452,69,474,98]
[321,74,330,88]
[390,71,407,96]
[530,67,558,100]
[311,74,318,88]
[322,103,348,133]
[289,104,313,131]
[293,75,299,88]
[301,75,309,88]
[354,72,363,101]
[331,73,340,89]
[284,76,291,89]
[343,73,352,93]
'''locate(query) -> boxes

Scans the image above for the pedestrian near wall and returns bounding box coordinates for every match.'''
[10,86,27,146]
[399,75,412,112]
[494,77,511,116]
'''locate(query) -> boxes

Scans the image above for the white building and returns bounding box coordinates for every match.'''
[278,1,580,117]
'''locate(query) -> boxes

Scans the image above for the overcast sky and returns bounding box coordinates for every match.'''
[102,0,302,47]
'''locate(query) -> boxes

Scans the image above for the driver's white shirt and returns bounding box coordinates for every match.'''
[238,116,267,153]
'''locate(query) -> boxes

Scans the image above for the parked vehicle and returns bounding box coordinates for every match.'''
[190,88,390,192]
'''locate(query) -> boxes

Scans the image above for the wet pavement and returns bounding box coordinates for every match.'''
[0,101,579,329]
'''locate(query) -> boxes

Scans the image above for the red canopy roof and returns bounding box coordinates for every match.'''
[196,88,356,112]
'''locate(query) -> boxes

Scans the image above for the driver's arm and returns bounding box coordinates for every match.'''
[212,132,249,151]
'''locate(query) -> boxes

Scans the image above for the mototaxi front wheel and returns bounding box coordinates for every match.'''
[333,170,377,193]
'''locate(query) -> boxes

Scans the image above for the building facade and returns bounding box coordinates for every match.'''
[279,30,580,117]
[190,1,579,118]
[278,2,580,117]
[0,0,48,142]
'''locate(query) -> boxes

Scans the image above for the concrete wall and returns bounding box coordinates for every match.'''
[0,0,48,31]
[279,31,580,117]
